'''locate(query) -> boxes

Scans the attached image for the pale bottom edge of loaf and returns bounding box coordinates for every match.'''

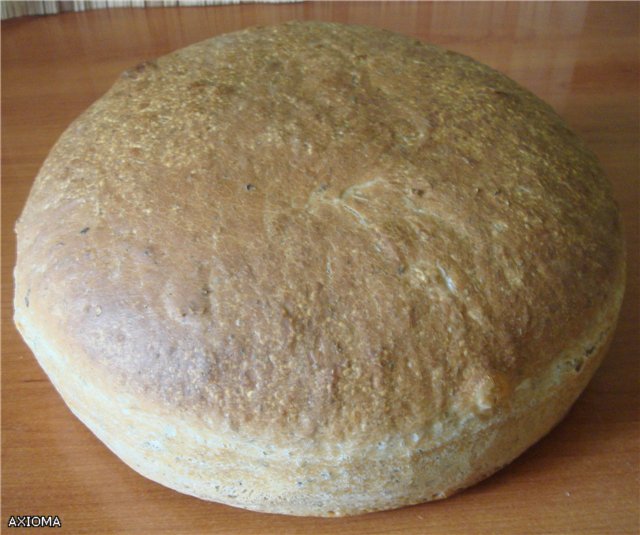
[15,288,622,517]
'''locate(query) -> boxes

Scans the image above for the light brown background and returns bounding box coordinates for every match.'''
[2,2,639,534]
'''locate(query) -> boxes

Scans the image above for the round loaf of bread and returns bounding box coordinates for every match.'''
[14,22,625,516]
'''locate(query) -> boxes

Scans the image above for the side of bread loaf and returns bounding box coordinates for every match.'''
[14,279,623,515]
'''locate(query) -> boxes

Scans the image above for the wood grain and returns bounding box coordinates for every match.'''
[2,3,638,534]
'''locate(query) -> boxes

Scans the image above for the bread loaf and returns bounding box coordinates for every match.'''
[14,22,625,516]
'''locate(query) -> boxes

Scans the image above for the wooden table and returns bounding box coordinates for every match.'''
[2,3,638,533]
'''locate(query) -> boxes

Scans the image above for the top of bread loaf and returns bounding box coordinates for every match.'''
[15,22,623,449]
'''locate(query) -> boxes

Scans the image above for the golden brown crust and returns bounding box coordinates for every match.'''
[14,22,625,514]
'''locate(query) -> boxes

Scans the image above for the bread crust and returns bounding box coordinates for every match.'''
[14,22,625,516]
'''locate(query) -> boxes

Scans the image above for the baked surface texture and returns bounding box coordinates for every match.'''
[14,22,625,516]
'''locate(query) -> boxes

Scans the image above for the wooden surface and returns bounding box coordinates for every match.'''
[2,2,639,533]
